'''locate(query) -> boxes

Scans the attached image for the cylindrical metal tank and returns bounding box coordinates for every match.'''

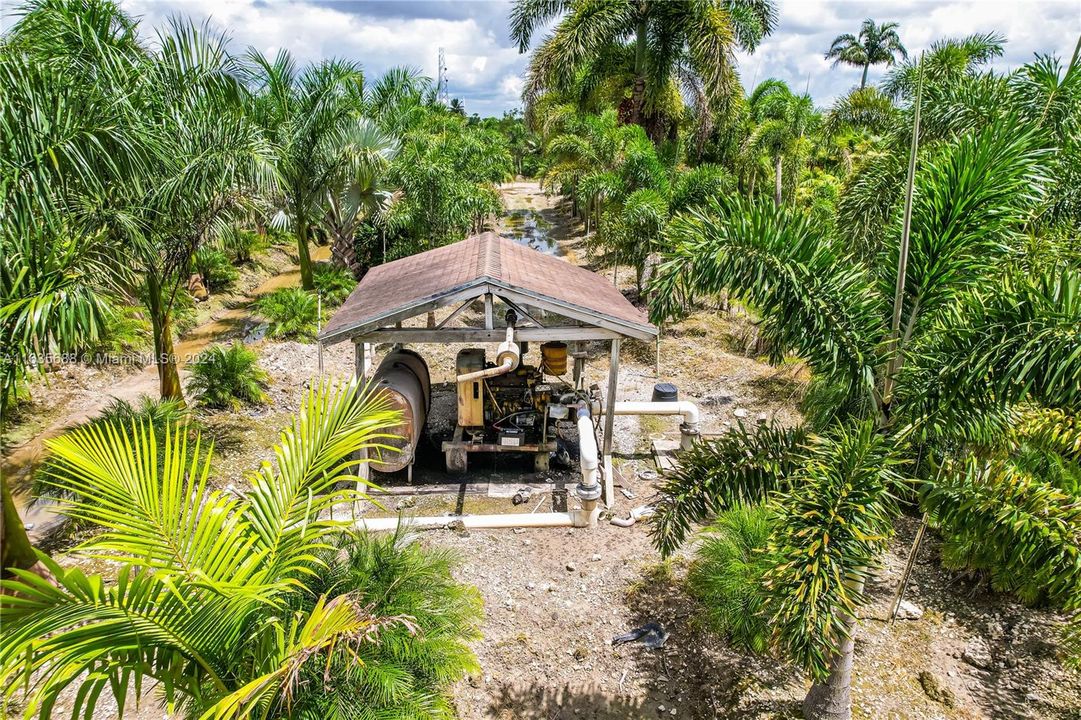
[369,349,430,473]
[540,341,568,376]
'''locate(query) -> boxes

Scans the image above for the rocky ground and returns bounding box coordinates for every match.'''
[3,183,1079,719]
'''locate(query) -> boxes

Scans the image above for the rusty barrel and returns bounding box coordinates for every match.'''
[369,349,430,473]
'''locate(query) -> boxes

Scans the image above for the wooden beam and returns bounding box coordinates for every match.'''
[491,283,657,341]
[602,338,620,506]
[496,295,545,328]
[354,326,623,343]
[483,294,493,329]
[320,280,488,345]
[436,298,475,329]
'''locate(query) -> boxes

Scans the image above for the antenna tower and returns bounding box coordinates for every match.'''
[437,47,449,106]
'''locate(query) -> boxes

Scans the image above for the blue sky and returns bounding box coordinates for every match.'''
[6,0,1080,116]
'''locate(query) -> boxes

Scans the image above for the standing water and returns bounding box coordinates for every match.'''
[501,209,563,256]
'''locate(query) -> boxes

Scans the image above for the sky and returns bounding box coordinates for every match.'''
[4,0,1080,116]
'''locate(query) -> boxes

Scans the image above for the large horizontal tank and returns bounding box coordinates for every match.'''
[368,348,430,473]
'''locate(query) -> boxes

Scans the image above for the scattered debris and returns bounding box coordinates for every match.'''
[733,408,749,418]
[590,553,601,562]
[512,488,533,505]
[636,468,658,482]
[565,562,576,572]
[610,505,656,528]
[895,600,924,620]
[619,486,636,499]
[611,622,669,649]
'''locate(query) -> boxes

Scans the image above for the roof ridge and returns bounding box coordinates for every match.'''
[483,232,502,279]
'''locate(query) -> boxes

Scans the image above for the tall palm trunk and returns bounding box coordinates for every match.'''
[774,155,783,206]
[860,62,869,89]
[1,477,38,576]
[803,577,864,720]
[629,14,648,125]
[146,272,183,401]
[295,215,314,290]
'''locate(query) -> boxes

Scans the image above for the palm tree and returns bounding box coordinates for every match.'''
[0,378,431,718]
[2,1,267,401]
[324,119,398,278]
[650,108,1081,718]
[511,0,777,137]
[245,51,365,290]
[826,19,907,89]
[745,80,818,205]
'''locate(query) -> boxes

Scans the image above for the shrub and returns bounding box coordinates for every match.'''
[298,527,483,719]
[686,503,777,654]
[186,342,270,410]
[255,287,319,340]
[216,226,268,264]
[313,263,357,307]
[77,302,151,361]
[191,247,239,291]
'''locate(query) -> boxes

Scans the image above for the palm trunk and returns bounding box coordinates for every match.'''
[331,229,360,278]
[860,63,869,90]
[774,155,783,206]
[803,577,864,720]
[295,216,314,291]
[630,15,648,125]
[1,476,38,576]
[147,273,183,401]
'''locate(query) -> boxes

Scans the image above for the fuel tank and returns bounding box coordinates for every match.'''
[369,348,430,473]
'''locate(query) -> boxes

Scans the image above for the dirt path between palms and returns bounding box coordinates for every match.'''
[1,245,330,533]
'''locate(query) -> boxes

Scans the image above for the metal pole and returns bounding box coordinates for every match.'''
[889,513,929,622]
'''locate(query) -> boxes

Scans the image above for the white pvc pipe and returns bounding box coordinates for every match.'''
[577,412,599,487]
[612,401,700,425]
[356,507,599,532]
[609,400,701,450]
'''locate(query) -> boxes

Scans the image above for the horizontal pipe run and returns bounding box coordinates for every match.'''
[456,357,513,383]
[612,401,699,425]
[356,507,600,532]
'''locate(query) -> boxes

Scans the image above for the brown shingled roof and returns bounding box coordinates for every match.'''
[319,232,657,344]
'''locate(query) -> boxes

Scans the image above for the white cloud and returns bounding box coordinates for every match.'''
[738,0,1080,107]
[118,0,527,116]
[5,0,1077,116]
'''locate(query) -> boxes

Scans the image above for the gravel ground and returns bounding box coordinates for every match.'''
[4,184,1078,719]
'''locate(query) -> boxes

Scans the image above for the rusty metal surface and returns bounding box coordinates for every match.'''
[319,232,656,343]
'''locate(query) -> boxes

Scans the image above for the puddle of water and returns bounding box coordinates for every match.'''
[501,209,562,256]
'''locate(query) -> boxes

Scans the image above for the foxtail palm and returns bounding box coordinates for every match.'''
[826,19,907,89]
[2,1,268,401]
[511,0,777,137]
[650,114,1081,718]
[745,80,818,206]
